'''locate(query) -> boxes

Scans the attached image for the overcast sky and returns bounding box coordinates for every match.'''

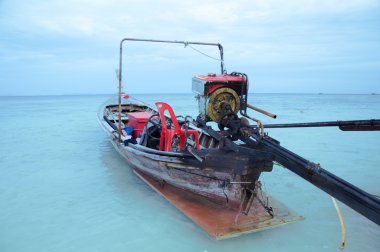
[0,0,379,95]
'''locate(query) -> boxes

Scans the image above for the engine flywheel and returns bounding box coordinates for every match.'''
[207,87,240,122]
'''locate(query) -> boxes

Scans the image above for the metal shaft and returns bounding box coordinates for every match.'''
[259,136,380,225]
[264,119,380,131]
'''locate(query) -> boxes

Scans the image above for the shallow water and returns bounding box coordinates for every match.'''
[0,94,379,251]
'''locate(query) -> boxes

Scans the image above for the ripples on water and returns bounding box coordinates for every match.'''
[0,94,379,251]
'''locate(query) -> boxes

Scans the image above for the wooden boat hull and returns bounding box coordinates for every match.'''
[98,100,303,239]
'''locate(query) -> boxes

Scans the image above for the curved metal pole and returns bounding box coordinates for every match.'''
[117,38,225,142]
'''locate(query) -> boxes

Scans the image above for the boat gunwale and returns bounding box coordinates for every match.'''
[98,104,197,159]
[98,97,214,159]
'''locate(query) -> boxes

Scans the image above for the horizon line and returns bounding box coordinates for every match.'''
[0,92,379,98]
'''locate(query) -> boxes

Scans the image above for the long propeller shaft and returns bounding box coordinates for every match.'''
[264,119,380,131]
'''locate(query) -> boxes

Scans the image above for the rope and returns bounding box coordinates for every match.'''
[256,181,274,217]
[331,197,346,251]
[171,166,225,182]
[186,44,224,62]
[256,120,265,137]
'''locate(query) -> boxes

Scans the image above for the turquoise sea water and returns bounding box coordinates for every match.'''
[0,94,379,251]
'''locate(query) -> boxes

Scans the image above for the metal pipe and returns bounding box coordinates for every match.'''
[228,181,253,184]
[119,38,225,73]
[263,119,380,131]
[247,103,277,119]
[117,38,225,142]
[118,40,123,143]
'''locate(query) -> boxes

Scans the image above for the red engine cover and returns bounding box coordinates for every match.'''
[195,74,244,83]
[193,74,246,95]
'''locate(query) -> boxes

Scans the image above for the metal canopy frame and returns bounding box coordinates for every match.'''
[117,38,225,142]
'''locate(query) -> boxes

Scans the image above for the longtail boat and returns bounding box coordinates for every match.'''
[98,38,380,240]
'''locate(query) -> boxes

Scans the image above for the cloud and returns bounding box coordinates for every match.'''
[0,0,379,94]
[189,3,239,25]
[2,0,377,39]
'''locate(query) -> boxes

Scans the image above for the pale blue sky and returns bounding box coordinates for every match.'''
[0,0,379,95]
